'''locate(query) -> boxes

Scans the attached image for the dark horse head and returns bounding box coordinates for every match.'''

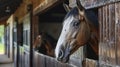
[55,0,99,63]
[33,32,57,57]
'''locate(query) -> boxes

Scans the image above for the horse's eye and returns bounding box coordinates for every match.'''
[73,22,80,27]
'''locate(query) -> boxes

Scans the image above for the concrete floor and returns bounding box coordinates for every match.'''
[0,54,14,67]
[0,63,14,67]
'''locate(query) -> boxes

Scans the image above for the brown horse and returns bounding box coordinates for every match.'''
[33,32,57,57]
[55,0,99,63]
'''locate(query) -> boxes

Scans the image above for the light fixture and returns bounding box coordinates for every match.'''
[5,6,10,13]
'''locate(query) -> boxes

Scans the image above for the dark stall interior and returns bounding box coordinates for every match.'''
[38,2,67,39]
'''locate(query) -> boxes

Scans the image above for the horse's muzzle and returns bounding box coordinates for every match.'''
[57,48,70,63]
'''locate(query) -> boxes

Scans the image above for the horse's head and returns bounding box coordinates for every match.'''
[40,32,57,57]
[55,0,98,63]
[34,32,57,57]
[33,35,42,48]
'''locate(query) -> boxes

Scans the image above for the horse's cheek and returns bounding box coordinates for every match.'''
[76,33,88,46]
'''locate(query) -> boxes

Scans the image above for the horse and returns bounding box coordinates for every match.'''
[55,0,99,63]
[33,32,57,57]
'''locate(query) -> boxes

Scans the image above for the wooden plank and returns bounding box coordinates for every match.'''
[19,46,22,67]
[80,0,120,9]
[32,16,39,44]
[98,7,102,63]
[33,0,63,15]
[99,2,120,66]
[85,58,98,67]
[24,51,30,67]
[102,6,106,63]
[14,44,17,67]
[21,47,24,67]
[115,2,120,66]
[45,56,57,67]
[38,53,46,67]
[32,0,44,10]
[0,16,9,25]
[69,46,84,66]
[33,52,74,67]
[14,0,32,23]
[108,4,116,65]
[33,51,39,67]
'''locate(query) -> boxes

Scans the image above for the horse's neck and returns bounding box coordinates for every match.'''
[45,40,55,57]
[89,28,99,56]
[83,19,99,56]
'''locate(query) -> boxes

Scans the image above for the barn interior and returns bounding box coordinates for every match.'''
[38,1,99,61]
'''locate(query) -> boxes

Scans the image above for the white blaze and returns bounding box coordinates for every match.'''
[55,16,74,58]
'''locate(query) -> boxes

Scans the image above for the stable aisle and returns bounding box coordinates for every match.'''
[0,54,14,67]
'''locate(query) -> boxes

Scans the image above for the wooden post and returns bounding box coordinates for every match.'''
[27,4,33,67]
[15,17,19,67]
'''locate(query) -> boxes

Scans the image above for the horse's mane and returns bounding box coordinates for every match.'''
[85,9,99,29]
[40,32,57,49]
[64,7,99,29]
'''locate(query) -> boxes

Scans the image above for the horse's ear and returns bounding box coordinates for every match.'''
[76,0,85,21]
[76,0,84,11]
[63,3,71,12]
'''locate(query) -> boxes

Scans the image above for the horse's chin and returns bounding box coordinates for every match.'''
[57,56,70,63]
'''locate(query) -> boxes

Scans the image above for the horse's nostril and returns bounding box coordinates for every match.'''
[57,57,61,61]
[58,49,64,59]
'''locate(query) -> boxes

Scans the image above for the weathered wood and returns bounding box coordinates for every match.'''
[33,52,98,67]
[22,13,31,67]
[99,2,120,67]
[0,16,9,25]
[32,16,39,46]
[33,0,63,15]
[33,51,74,67]
[32,0,44,10]
[13,44,17,67]
[69,47,84,67]
[115,2,120,66]
[80,0,120,9]
[19,46,24,67]
[69,0,120,9]
[6,15,14,61]
[14,0,32,23]
[84,58,98,67]
[24,51,30,67]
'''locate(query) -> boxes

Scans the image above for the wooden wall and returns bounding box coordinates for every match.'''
[33,0,62,15]
[79,0,120,9]
[32,0,44,9]
[0,20,7,25]
[69,0,120,9]
[13,0,62,41]
[6,15,14,61]
[0,16,9,25]
[14,0,32,23]
[32,16,39,44]
[99,2,120,67]
[33,51,74,67]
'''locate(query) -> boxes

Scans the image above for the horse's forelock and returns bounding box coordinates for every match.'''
[64,7,79,21]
